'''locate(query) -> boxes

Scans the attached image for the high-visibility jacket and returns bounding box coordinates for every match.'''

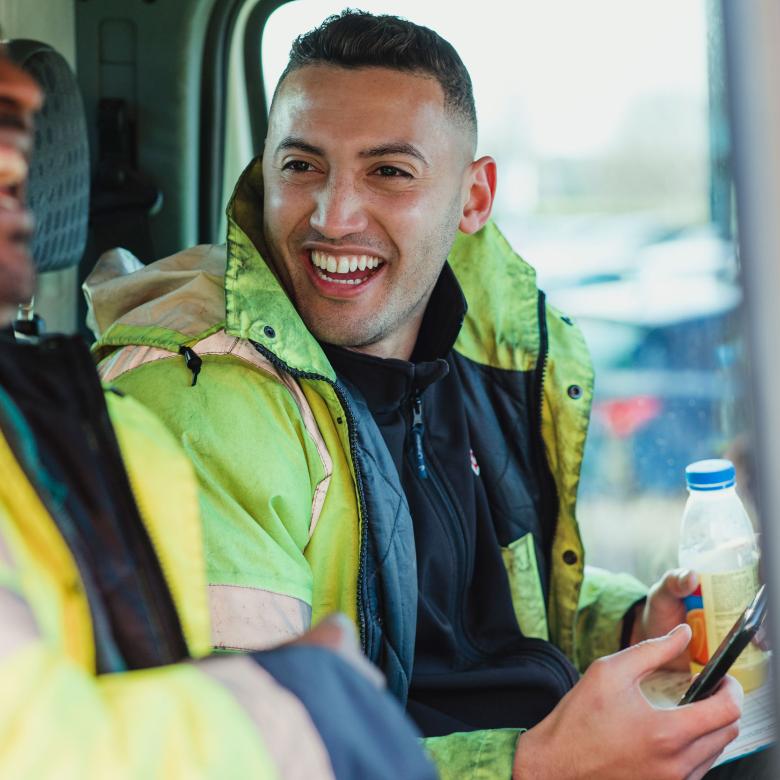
[0,334,435,779]
[86,156,648,778]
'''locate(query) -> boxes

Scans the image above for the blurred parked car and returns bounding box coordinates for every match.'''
[546,225,745,496]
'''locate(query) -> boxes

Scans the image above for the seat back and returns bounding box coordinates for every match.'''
[7,40,89,274]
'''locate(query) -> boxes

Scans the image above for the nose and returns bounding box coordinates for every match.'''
[309,174,369,238]
[0,56,43,116]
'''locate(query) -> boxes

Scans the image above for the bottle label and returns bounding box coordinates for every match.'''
[683,584,708,665]
[684,563,762,671]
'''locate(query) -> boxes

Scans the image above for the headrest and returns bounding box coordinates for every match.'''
[7,40,89,273]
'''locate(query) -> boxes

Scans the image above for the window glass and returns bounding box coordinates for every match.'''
[261,0,749,585]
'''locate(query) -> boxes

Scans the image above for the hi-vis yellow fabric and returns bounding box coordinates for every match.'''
[85,156,648,778]
[0,387,284,778]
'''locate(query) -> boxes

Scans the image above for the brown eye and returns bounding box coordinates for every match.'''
[374,165,412,178]
[282,160,314,172]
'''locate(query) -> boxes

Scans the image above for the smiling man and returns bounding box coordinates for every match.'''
[86,10,744,778]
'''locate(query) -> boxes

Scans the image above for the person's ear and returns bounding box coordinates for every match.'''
[459,156,496,235]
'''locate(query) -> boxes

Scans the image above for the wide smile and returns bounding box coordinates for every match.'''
[0,125,34,245]
[304,248,386,295]
[0,121,32,189]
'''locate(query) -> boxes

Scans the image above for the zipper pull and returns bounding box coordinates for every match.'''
[410,391,428,479]
[179,345,202,386]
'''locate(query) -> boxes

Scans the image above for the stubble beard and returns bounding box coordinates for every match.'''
[269,196,464,353]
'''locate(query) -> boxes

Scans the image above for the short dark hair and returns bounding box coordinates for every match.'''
[274,9,477,135]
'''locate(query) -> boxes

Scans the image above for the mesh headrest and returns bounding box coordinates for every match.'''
[7,40,89,273]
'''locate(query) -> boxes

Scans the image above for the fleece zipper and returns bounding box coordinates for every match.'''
[406,388,488,664]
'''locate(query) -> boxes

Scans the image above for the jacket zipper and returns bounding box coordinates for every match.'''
[534,291,560,573]
[410,391,428,478]
[406,388,486,664]
[251,342,369,654]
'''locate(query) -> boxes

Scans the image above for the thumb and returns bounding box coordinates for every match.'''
[614,623,692,680]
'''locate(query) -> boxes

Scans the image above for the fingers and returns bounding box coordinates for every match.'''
[609,623,692,679]
[752,621,771,652]
[295,613,386,690]
[296,613,358,653]
[676,675,744,738]
[662,568,699,599]
[683,719,741,780]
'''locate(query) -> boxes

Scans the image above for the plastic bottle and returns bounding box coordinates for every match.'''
[678,458,767,692]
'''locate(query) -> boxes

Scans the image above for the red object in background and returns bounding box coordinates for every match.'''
[596,395,662,438]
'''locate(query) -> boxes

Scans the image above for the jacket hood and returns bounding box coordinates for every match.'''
[87,154,548,376]
[84,244,229,359]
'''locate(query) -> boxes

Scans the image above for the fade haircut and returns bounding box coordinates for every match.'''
[274,9,477,139]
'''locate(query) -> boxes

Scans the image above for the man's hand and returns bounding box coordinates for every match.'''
[514,624,743,780]
[292,613,385,688]
[631,569,698,670]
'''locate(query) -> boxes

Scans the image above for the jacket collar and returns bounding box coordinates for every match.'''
[225,156,337,380]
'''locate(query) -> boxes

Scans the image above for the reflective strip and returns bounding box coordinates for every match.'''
[200,654,335,780]
[100,344,177,384]
[200,332,333,540]
[0,587,40,660]
[0,526,40,659]
[99,329,333,539]
[209,584,311,651]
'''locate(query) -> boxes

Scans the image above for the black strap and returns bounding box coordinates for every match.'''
[0,334,188,671]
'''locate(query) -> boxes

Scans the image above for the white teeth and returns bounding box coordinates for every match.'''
[0,149,28,187]
[310,250,383,277]
[315,269,365,286]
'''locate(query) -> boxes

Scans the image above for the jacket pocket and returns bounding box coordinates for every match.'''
[501,532,549,641]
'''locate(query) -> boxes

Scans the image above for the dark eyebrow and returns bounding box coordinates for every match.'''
[275,136,324,156]
[359,143,429,166]
[275,137,429,166]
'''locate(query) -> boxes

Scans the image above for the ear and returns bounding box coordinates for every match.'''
[459,156,497,235]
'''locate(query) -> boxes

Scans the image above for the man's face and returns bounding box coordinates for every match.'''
[262,65,477,359]
[0,51,41,326]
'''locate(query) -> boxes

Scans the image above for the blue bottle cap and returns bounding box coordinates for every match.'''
[685,459,736,491]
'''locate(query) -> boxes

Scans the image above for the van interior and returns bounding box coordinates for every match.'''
[3,0,780,743]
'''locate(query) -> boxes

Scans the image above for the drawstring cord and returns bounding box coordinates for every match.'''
[179,345,202,387]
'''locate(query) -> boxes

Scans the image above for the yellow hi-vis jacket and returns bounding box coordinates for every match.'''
[0,379,434,779]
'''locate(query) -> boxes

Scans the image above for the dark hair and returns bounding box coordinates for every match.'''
[275,9,477,134]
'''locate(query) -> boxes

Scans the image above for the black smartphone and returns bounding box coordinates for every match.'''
[678,584,767,705]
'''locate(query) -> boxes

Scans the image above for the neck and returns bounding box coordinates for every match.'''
[346,309,424,361]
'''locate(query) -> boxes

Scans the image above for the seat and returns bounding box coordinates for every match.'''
[6,39,90,337]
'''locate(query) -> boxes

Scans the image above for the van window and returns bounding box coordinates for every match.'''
[258,0,748,585]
